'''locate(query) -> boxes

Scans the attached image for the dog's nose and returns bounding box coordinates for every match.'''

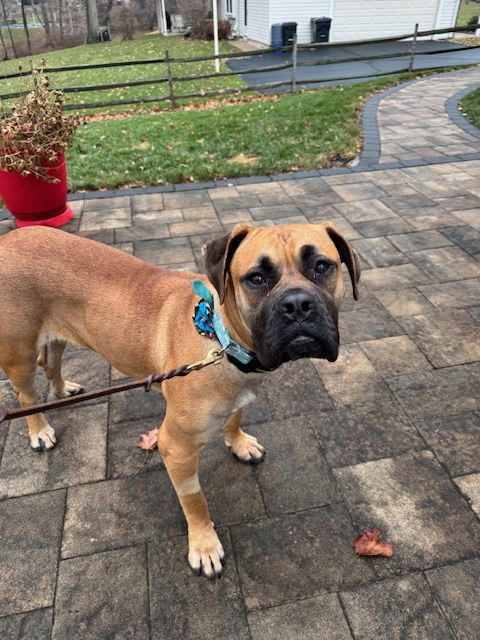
[280,290,316,322]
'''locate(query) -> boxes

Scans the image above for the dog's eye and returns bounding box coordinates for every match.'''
[315,260,331,275]
[248,273,266,286]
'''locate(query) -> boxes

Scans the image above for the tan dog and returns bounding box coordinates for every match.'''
[0,223,359,578]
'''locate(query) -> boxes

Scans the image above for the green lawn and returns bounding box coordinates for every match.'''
[457,1,480,26]
[0,33,244,114]
[67,71,442,191]
[460,87,480,127]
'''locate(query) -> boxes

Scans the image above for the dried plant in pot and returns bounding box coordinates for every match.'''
[0,69,81,228]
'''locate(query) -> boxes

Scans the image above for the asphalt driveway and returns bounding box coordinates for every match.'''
[227,40,480,90]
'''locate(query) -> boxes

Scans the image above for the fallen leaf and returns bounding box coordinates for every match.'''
[133,140,150,151]
[138,428,159,451]
[229,153,258,165]
[83,94,279,124]
[353,529,394,557]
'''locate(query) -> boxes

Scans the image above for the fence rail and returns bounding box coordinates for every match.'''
[0,23,478,110]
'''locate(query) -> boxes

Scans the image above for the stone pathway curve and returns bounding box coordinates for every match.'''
[360,66,480,168]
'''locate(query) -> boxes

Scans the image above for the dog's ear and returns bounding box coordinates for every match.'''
[203,225,251,304]
[322,222,361,300]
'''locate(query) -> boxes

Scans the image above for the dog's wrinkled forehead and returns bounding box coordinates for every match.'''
[203,222,360,303]
[230,224,342,275]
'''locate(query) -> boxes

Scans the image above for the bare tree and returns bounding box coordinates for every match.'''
[0,0,18,57]
[133,0,157,31]
[21,0,32,55]
[86,0,99,43]
[97,0,114,28]
[110,1,135,39]
[35,0,55,47]
[0,22,8,59]
[57,0,65,46]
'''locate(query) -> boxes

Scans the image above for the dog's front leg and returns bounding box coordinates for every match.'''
[157,419,224,579]
[224,408,266,464]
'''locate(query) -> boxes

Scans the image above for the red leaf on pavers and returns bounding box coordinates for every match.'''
[138,428,159,451]
[353,529,394,557]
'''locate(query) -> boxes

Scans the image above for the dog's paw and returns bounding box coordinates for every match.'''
[226,430,266,464]
[55,380,84,399]
[31,425,57,451]
[188,526,225,579]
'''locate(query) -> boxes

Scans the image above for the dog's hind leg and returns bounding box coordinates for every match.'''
[3,355,57,451]
[37,338,84,399]
[223,408,265,464]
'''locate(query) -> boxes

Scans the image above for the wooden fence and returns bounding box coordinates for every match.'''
[0,23,478,111]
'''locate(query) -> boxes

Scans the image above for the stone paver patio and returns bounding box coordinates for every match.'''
[0,72,480,640]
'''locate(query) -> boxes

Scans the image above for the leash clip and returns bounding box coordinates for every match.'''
[187,348,226,372]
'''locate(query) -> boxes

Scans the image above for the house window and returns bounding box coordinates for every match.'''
[226,0,233,13]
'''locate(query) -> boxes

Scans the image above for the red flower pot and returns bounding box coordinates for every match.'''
[0,153,74,228]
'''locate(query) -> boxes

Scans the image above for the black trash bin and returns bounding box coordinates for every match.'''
[311,17,331,43]
[281,22,297,46]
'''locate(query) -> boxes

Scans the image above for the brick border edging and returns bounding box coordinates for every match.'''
[1,69,479,220]
[357,79,418,168]
[445,82,480,140]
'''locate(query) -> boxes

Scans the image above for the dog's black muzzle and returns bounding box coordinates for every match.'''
[252,287,339,369]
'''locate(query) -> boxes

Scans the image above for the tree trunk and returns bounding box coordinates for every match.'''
[58,0,64,46]
[0,0,18,58]
[39,0,54,47]
[0,23,9,60]
[66,0,74,34]
[21,0,32,55]
[104,0,114,26]
[85,0,99,44]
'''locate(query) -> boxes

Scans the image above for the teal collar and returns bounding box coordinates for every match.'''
[192,279,256,366]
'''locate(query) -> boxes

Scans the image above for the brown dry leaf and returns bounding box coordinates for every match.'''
[84,94,280,124]
[230,153,258,165]
[133,140,150,151]
[138,428,159,451]
[353,529,394,557]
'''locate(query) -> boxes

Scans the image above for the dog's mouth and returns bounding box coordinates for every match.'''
[282,335,318,360]
[280,334,338,364]
[254,330,339,369]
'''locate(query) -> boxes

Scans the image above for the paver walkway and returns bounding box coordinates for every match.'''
[0,73,479,640]
[377,67,480,163]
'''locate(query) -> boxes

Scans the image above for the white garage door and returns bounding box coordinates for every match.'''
[434,0,461,37]
[330,0,440,42]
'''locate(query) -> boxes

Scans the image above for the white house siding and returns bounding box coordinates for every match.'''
[329,0,440,42]
[224,0,459,45]
[245,0,270,42]
[270,0,332,44]
[237,0,246,36]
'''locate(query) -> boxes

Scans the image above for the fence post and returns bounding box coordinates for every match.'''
[408,23,419,72]
[291,33,298,92]
[165,50,177,108]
